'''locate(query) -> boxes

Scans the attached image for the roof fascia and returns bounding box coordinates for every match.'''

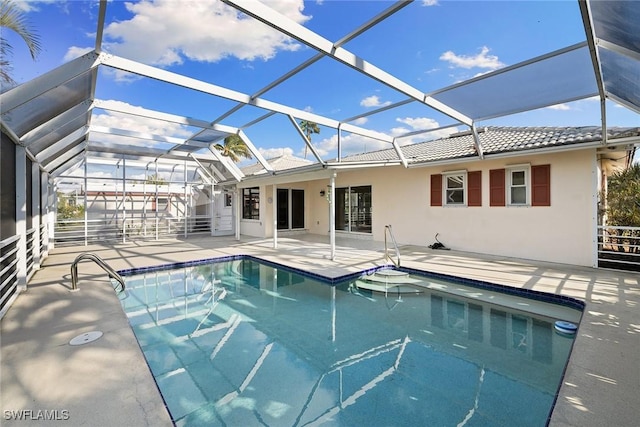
[1,51,100,113]
[223,0,472,126]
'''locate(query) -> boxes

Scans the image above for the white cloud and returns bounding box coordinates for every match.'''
[259,147,294,159]
[421,0,439,6]
[392,117,458,143]
[352,117,368,125]
[360,95,391,108]
[98,0,311,66]
[546,103,571,111]
[440,46,504,70]
[63,46,93,62]
[91,101,193,145]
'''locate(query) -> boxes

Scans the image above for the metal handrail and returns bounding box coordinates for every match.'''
[384,224,401,267]
[71,253,125,293]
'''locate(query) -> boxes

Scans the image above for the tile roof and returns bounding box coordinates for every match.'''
[342,126,640,164]
[241,154,314,176]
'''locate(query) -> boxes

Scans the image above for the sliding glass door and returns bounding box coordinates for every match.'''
[277,188,305,230]
[335,185,371,234]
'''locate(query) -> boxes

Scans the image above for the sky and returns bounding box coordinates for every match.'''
[4,0,639,170]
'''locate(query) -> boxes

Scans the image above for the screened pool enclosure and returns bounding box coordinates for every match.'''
[1,0,639,316]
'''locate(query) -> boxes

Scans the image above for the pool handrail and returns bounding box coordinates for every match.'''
[384,224,401,267]
[71,252,125,293]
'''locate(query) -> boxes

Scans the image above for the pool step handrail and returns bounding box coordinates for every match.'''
[384,224,401,267]
[71,252,125,293]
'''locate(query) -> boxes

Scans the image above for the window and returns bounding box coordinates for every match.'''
[507,167,529,205]
[444,172,466,205]
[224,193,232,207]
[490,164,550,207]
[242,187,259,219]
[335,185,372,233]
[431,171,481,207]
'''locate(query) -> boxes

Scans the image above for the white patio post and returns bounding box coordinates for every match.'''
[235,188,241,241]
[15,145,27,291]
[41,172,50,256]
[329,172,336,261]
[273,185,278,249]
[31,161,41,269]
[84,159,88,246]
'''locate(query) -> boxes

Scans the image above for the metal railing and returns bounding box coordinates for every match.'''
[597,225,640,271]
[0,235,20,316]
[384,224,401,267]
[71,252,125,293]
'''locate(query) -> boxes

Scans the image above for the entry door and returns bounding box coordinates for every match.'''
[214,192,234,235]
[277,189,304,230]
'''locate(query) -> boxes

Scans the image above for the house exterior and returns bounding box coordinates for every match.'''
[232,127,639,267]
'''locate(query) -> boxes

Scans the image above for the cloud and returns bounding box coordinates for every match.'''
[90,100,193,146]
[259,147,294,159]
[352,117,368,125]
[98,0,311,66]
[440,46,504,70]
[421,0,439,6]
[360,95,391,108]
[546,103,571,111]
[392,117,458,143]
[63,46,94,62]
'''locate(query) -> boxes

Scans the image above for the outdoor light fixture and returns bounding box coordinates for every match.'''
[320,190,325,197]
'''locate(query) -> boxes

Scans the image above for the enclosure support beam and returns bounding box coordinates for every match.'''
[329,172,336,261]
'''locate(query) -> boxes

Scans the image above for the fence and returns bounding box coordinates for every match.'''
[597,225,640,271]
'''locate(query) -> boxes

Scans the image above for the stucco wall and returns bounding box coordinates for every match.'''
[306,149,597,266]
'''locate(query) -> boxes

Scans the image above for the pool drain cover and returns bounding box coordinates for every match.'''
[69,331,103,346]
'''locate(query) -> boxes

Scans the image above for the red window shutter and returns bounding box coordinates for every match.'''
[489,169,505,206]
[468,171,482,206]
[532,164,551,206]
[430,174,442,206]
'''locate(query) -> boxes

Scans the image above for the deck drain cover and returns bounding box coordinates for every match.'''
[69,331,103,346]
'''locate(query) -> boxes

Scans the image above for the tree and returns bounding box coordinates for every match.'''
[604,163,640,253]
[214,134,252,162]
[0,0,41,86]
[299,120,320,159]
[145,174,167,185]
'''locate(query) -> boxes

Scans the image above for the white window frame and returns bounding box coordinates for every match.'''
[506,165,530,206]
[443,171,467,206]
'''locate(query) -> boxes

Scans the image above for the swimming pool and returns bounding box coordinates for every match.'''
[118,256,583,427]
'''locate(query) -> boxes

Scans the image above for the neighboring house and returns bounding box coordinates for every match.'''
[230,127,639,267]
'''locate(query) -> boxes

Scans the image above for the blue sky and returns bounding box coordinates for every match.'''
[5,0,639,166]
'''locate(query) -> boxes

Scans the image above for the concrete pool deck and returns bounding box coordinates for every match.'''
[1,235,638,426]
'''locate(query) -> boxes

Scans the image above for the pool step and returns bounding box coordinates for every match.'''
[355,270,423,294]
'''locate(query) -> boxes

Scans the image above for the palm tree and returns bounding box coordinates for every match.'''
[299,120,320,159]
[214,134,253,162]
[1,0,41,86]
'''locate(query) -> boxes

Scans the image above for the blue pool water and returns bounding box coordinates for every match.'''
[118,257,582,427]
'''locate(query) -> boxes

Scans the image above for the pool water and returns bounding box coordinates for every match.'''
[118,257,581,427]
